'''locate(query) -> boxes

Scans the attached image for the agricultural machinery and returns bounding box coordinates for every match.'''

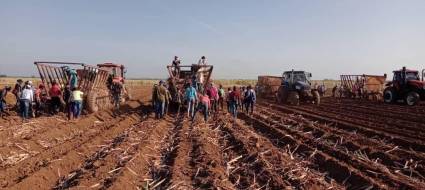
[97,63,131,101]
[339,74,387,100]
[166,64,213,109]
[383,67,425,106]
[256,75,283,99]
[276,70,320,105]
[34,61,130,113]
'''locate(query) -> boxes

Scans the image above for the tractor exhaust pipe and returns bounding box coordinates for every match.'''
[422,69,425,81]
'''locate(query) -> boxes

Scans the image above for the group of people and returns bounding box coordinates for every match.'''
[0,79,84,122]
[151,77,257,123]
[226,85,256,118]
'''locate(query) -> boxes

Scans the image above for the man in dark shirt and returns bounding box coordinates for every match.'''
[172,56,181,77]
[0,86,12,117]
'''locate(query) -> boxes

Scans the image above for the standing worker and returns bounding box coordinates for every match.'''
[207,83,218,114]
[226,87,232,113]
[198,92,210,122]
[185,82,197,118]
[164,85,172,116]
[20,84,34,122]
[49,81,62,115]
[12,79,23,109]
[111,82,123,110]
[172,56,181,77]
[70,87,84,120]
[244,85,256,114]
[218,85,225,111]
[0,86,12,118]
[229,86,240,118]
[198,56,207,65]
[155,81,167,119]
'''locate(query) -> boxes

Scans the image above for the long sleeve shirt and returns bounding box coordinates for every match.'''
[185,87,197,101]
[21,88,34,102]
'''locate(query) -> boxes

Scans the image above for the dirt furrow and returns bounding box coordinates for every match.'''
[259,101,425,154]
[1,112,143,189]
[255,106,425,184]
[108,118,174,190]
[180,117,237,189]
[245,108,425,189]
[214,117,291,189]
[64,120,158,189]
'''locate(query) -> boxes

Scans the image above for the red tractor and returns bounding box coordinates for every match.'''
[383,67,425,106]
[97,63,132,101]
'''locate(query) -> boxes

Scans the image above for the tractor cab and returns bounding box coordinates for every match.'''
[277,70,319,105]
[391,68,424,89]
[384,67,425,105]
[282,70,313,91]
[97,63,126,84]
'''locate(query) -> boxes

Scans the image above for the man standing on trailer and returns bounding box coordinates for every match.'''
[172,56,181,77]
[198,56,207,65]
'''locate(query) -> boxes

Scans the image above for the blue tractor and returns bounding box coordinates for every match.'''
[276,70,320,105]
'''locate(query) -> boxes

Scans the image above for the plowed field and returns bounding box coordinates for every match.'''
[1,88,424,190]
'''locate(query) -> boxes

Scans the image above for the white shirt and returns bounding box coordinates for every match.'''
[21,88,34,102]
[198,58,207,65]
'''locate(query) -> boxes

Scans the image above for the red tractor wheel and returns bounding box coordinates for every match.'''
[405,91,420,106]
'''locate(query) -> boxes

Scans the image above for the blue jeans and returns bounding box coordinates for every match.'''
[0,101,5,113]
[199,103,209,122]
[187,99,195,118]
[73,101,82,118]
[230,101,238,118]
[155,101,165,119]
[20,99,30,119]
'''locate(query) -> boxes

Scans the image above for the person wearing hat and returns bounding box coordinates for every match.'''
[20,84,34,121]
[0,86,12,117]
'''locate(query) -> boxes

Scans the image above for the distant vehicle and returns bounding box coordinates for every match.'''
[383,67,425,106]
[339,74,387,100]
[276,70,320,105]
[97,63,131,101]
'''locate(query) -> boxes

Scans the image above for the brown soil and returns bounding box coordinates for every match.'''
[1,87,425,189]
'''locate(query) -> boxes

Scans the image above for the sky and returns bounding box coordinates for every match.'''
[1,0,425,79]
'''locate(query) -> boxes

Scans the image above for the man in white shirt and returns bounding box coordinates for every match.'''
[197,56,207,65]
[20,85,34,121]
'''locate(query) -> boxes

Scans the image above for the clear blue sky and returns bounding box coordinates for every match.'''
[1,0,424,79]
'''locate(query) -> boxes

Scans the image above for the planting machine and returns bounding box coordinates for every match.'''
[339,74,387,100]
[166,64,213,108]
[34,61,130,113]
